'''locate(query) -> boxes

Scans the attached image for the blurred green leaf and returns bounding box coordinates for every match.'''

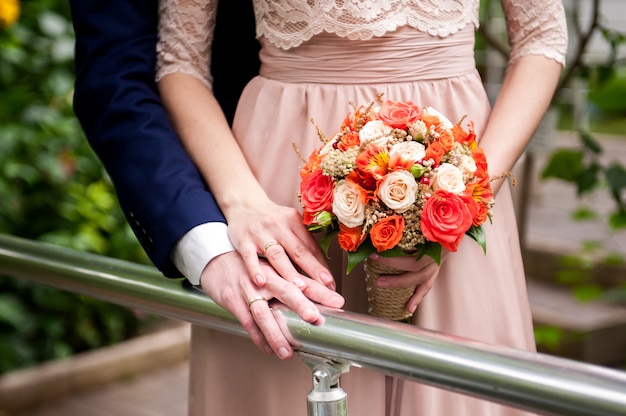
[0,0,155,374]
[541,149,584,182]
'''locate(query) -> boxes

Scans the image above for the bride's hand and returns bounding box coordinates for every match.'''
[225,199,336,291]
[369,251,449,315]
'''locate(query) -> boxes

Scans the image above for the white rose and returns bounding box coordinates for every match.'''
[432,163,466,194]
[377,170,418,213]
[359,120,392,145]
[332,180,366,228]
[423,107,453,129]
[390,141,426,163]
[458,154,477,174]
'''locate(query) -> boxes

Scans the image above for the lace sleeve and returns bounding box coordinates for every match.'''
[156,0,217,89]
[502,0,568,66]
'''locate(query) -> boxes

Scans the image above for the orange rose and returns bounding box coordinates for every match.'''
[438,129,455,152]
[377,100,422,129]
[421,190,473,252]
[370,215,404,252]
[338,223,366,252]
[300,169,334,214]
[424,141,446,165]
[473,202,490,227]
[337,131,360,151]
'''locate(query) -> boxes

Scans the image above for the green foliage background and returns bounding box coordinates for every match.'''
[0,0,152,374]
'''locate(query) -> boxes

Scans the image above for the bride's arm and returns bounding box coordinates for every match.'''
[482,0,568,194]
[481,55,562,195]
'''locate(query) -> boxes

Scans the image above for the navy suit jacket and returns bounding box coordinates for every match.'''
[70,0,260,278]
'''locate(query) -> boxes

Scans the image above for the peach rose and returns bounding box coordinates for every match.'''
[300,169,334,214]
[370,215,405,252]
[377,170,418,213]
[377,100,422,129]
[332,179,367,228]
[421,190,473,252]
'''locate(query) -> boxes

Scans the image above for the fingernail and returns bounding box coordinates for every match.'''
[370,253,380,260]
[320,271,333,284]
[278,347,290,359]
[264,345,273,355]
[376,278,389,287]
[409,303,417,314]
[254,274,266,286]
[303,307,317,321]
[331,293,345,307]
[292,276,305,288]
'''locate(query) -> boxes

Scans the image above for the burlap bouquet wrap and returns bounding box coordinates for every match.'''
[364,257,415,321]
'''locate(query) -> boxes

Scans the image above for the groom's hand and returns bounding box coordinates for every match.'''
[200,251,344,360]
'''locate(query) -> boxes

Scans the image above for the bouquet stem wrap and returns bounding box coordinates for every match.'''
[364,257,415,321]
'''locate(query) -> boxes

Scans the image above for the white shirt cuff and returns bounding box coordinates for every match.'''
[171,222,235,285]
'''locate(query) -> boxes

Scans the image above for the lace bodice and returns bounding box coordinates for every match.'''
[255,0,478,48]
[156,0,567,88]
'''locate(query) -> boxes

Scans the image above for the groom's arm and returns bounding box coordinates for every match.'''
[69,0,231,279]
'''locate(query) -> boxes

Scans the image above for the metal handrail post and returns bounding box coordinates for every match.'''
[301,353,350,416]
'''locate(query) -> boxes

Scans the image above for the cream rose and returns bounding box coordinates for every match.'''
[359,120,392,145]
[377,170,418,213]
[332,180,366,228]
[390,141,426,163]
[458,154,477,174]
[432,163,466,194]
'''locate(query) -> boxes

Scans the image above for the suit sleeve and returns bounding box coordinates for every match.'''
[69,0,227,278]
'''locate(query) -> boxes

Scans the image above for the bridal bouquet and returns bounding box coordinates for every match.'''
[297,96,495,320]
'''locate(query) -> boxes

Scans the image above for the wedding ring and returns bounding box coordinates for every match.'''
[263,241,281,254]
[247,296,268,310]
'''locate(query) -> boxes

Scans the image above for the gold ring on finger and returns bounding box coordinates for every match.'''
[247,296,268,311]
[263,241,281,254]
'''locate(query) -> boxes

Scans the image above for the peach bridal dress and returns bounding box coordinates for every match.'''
[156,1,568,414]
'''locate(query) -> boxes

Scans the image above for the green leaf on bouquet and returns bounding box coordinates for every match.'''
[466,225,486,254]
[346,241,376,275]
[319,229,339,258]
[379,246,410,258]
[416,242,442,265]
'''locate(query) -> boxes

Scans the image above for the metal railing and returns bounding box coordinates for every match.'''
[1,233,625,416]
